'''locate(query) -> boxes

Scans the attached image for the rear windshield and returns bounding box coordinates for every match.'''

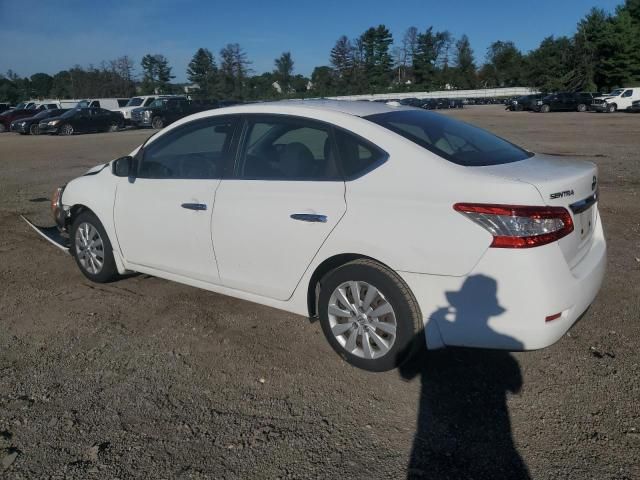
[365,110,532,166]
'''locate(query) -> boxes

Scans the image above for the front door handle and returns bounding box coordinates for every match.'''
[181,203,207,211]
[290,213,327,223]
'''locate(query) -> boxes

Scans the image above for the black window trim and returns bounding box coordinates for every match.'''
[229,113,388,182]
[135,114,241,180]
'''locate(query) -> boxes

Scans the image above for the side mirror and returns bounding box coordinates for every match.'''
[112,156,133,177]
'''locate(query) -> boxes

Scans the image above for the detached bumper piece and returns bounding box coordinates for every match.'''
[20,215,70,254]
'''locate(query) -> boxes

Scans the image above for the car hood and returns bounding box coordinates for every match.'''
[594,96,616,101]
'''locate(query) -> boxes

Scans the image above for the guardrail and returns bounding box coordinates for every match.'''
[327,87,540,101]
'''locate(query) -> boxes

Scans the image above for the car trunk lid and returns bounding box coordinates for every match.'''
[478,154,599,268]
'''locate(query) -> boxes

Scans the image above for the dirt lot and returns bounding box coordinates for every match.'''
[0,106,638,479]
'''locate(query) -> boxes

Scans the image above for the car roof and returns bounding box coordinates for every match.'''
[225,99,415,118]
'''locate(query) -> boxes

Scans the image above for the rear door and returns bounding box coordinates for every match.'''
[212,115,346,300]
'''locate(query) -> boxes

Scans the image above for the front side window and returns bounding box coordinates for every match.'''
[143,97,156,107]
[366,110,532,166]
[238,117,341,180]
[622,89,633,97]
[139,118,235,179]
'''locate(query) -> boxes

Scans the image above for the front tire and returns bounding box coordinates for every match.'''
[607,103,617,113]
[0,124,6,133]
[151,116,164,129]
[59,123,74,135]
[29,124,39,135]
[108,121,119,132]
[71,211,120,283]
[540,104,550,113]
[318,259,423,372]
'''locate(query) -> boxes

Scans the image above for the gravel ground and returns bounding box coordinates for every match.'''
[0,106,638,479]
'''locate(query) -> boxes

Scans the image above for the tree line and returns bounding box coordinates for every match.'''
[1,0,639,104]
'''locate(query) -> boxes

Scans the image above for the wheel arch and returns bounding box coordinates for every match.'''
[67,204,96,229]
[306,253,397,318]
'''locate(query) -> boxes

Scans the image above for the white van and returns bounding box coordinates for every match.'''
[591,88,640,112]
[77,98,129,111]
[117,95,172,122]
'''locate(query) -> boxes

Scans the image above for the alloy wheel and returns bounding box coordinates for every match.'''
[74,222,105,275]
[327,281,397,360]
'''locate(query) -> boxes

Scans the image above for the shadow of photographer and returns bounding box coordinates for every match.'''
[400,274,530,479]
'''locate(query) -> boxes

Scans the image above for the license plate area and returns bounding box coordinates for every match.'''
[577,205,595,243]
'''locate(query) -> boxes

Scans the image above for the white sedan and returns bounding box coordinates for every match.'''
[26,100,606,371]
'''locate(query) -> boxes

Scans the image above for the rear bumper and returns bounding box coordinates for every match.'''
[400,212,606,351]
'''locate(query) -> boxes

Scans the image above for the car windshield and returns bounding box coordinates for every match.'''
[606,89,624,96]
[365,109,532,166]
[15,102,27,109]
[61,108,80,118]
[126,97,144,107]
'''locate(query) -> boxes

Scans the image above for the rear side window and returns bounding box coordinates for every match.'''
[139,118,235,179]
[238,117,341,181]
[365,110,532,166]
[334,129,386,178]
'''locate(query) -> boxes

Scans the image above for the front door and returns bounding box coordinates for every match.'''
[114,116,237,283]
[212,115,346,300]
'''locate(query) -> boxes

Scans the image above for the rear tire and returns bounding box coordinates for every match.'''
[29,124,39,135]
[318,259,423,372]
[577,103,587,112]
[540,104,550,113]
[71,211,120,283]
[0,124,6,133]
[108,122,119,132]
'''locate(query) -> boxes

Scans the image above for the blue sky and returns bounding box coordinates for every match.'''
[0,0,623,82]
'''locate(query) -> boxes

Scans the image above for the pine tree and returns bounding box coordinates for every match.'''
[453,35,477,89]
[274,52,294,94]
[187,48,219,98]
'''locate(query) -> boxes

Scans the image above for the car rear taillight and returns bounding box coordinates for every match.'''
[453,203,574,248]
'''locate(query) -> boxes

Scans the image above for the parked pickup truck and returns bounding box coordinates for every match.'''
[130,97,218,129]
[591,88,640,112]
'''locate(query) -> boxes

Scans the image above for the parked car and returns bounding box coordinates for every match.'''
[507,94,544,111]
[25,100,605,372]
[534,92,599,112]
[117,95,175,123]
[0,108,39,132]
[0,103,12,114]
[629,99,640,113]
[420,99,439,110]
[38,107,124,135]
[591,88,640,112]
[10,109,68,135]
[130,97,218,129]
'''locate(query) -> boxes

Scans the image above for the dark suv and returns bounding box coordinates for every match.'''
[534,92,599,112]
[507,94,544,111]
[131,97,218,129]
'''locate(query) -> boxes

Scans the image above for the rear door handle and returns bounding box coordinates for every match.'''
[290,213,327,223]
[181,203,207,211]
